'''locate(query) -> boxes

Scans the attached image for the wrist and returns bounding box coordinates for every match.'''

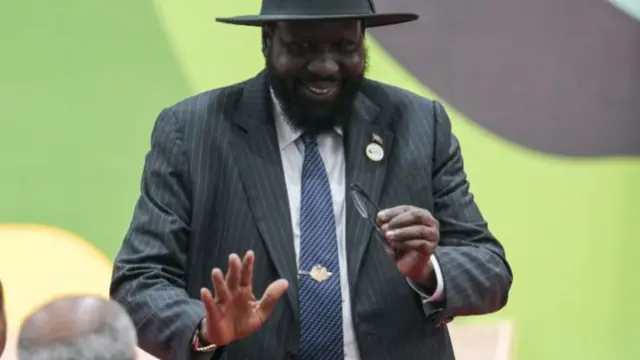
[414,260,436,290]
[192,318,217,353]
[198,318,211,345]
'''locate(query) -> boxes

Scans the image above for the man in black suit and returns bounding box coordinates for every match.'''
[110,0,513,359]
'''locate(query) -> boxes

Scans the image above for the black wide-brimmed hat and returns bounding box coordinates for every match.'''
[215,0,419,28]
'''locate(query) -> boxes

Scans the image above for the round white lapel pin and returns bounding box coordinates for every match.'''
[366,143,384,161]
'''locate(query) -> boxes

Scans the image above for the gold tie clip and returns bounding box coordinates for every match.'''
[298,264,332,282]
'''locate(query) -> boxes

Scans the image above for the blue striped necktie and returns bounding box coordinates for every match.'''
[298,134,344,360]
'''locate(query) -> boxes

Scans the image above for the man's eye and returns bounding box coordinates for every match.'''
[339,41,357,51]
[289,42,311,52]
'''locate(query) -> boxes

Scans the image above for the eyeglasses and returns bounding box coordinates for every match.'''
[349,183,392,251]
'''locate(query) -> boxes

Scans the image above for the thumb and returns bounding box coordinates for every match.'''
[256,279,289,319]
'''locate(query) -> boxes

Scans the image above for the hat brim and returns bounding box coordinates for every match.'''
[215,13,419,28]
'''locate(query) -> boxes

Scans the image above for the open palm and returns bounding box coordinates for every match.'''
[200,251,289,346]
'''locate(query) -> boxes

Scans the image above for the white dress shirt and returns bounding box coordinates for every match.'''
[272,95,444,359]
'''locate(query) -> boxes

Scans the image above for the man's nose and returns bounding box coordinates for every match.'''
[307,55,339,78]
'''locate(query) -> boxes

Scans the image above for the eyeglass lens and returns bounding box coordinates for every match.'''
[349,185,392,251]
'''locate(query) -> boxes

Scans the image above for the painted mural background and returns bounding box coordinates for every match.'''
[1,1,639,359]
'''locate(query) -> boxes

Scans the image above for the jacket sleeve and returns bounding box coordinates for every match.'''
[110,108,206,360]
[428,100,513,324]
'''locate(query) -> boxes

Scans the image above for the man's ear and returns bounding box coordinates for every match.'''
[262,24,274,57]
[262,36,269,58]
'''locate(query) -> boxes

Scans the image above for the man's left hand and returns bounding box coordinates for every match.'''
[377,205,440,288]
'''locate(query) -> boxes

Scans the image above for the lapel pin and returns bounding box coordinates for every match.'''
[366,142,384,162]
[372,133,383,145]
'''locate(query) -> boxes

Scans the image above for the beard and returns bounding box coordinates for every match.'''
[266,49,368,135]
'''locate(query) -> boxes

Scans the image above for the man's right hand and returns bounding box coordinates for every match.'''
[199,251,289,347]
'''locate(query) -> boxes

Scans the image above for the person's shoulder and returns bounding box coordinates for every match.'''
[164,78,250,119]
[362,79,438,112]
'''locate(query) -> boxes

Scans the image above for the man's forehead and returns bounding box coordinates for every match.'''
[271,20,362,37]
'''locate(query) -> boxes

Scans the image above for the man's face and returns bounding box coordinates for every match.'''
[265,20,367,134]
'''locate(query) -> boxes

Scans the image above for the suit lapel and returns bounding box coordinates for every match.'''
[345,83,396,292]
[232,71,299,319]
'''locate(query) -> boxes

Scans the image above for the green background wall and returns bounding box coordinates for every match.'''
[1,1,639,359]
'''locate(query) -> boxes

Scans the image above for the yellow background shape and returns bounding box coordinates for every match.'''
[0,225,112,331]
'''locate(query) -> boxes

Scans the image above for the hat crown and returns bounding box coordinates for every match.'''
[260,0,376,16]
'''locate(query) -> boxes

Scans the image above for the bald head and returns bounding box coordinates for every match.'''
[0,280,6,357]
[18,296,136,360]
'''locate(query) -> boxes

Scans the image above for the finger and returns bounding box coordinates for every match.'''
[226,253,242,293]
[395,251,424,276]
[377,205,413,224]
[392,239,435,257]
[240,250,255,288]
[201,288,223,321]
[211,268,231,304]
[374,227,394,248]
[385,247,407,263]
[256,279,289,322]
[384,246,405,260]
[384,208,437,230]
[385,225,438,243]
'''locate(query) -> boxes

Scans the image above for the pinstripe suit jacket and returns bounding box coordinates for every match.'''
[110,70,512,360]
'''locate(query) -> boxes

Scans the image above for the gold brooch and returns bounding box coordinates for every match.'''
[299,265,332,282]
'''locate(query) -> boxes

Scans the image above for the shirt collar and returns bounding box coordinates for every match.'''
[270,88,342,150]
